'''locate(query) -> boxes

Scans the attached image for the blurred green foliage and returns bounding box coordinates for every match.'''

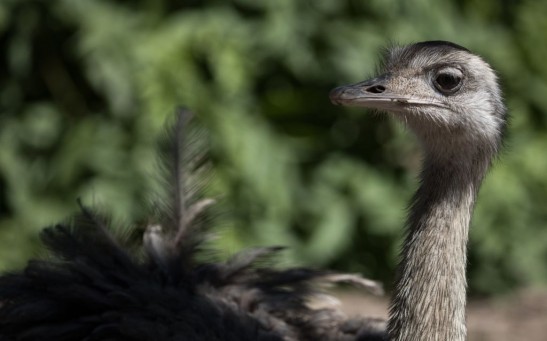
[1,0,546,296]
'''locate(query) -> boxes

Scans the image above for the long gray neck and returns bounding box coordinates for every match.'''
[387,150,491,341]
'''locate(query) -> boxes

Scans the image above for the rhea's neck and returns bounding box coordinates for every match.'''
[387,150,491,341]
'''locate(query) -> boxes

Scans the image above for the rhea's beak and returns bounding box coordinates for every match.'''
[329,75,410,111]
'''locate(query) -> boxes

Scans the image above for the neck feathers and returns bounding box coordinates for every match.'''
[387,152,491,341]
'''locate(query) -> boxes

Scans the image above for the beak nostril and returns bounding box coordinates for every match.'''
[366,85,385,94]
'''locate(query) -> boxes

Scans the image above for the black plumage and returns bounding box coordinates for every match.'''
[0,109,385,341]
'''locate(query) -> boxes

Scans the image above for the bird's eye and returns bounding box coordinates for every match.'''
[433,71,463,94]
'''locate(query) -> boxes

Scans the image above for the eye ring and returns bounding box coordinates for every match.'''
[433,69,463,94]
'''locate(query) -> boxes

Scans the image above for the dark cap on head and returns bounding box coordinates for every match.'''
[411,40,470,53]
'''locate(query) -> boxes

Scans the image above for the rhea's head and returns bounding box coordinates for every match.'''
[330,41,506,158]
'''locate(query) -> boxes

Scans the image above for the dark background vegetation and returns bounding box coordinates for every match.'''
[1,0,546,297]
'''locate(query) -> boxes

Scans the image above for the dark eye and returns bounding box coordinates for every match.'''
[434,72,463,94]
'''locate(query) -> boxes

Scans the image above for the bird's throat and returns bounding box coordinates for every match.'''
[387,155,490,341]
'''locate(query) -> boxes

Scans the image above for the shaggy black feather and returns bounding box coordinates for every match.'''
[0,109,386,341]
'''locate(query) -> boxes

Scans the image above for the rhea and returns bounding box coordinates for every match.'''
[330,41,506,340]
[0,41,505,341]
